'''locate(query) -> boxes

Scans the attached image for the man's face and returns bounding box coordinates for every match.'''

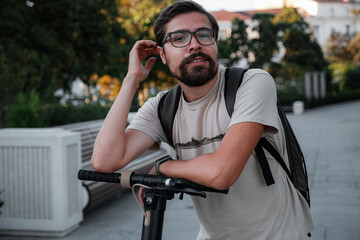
[158,12,218,87]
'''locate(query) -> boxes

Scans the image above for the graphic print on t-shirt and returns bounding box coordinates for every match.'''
[174,133,225,150]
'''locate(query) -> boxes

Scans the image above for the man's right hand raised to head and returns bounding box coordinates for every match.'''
[127,40,159,85]
[91,40,158,173]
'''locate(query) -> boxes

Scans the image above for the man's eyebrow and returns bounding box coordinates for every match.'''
[167,27,212,34]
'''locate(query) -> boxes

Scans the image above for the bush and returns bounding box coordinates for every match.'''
[328,62,355,92]
[43,103,110,126]
[276,79,305,105]
[5,90,111,128]
[6,90,45,127]
[345,66,360,90]
[307,89,360,108]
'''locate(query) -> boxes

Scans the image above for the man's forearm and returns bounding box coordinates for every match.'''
[91,75,140,172]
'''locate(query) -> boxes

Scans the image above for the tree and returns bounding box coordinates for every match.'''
[249,13,279,69]
[118,0,174,40]
[325,31,360,92]
[218,18,249,67]
[273,7,327,79]
[325,31,353,62]
[0,0,132,126]
[116,0,177,109]
[345,66,360,90]
[346,33,360,62]
[117,0,176,86]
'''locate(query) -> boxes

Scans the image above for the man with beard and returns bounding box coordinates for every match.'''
[91,1,313,239]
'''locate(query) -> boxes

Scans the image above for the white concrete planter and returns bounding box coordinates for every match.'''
[0,128,83,237]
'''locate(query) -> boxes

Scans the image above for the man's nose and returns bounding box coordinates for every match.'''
[188,34,201,51]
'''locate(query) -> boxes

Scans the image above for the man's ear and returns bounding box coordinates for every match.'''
[157,46,167,65]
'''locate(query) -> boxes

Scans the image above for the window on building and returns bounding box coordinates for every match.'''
[346,25,350,36]
[313,26,320,41]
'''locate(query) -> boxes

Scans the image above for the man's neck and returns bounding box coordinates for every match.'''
[178,73,218,102]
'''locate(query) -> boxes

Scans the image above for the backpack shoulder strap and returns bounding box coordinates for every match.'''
[225,67,279,186]
[158,84,182,147]
[258,137,293,182]
[224,67,248,116]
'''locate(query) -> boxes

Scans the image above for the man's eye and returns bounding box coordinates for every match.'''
[198,34,210,39]
[172,35,186,42]
[197,31,212,39]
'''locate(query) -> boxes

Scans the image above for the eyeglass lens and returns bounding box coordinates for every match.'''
[170,29,216,47]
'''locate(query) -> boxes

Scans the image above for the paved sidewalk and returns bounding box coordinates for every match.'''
[287,100,360,240]
[3,100,360,240]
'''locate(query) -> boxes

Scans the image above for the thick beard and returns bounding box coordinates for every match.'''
[169,52,218,87]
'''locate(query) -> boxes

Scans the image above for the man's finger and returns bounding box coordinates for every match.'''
[145,57,157,72]
[139,48,159,62]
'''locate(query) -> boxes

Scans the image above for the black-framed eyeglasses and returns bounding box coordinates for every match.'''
[161,28,218,48]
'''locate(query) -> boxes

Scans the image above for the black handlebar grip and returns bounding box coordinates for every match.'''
[78,170,120,183]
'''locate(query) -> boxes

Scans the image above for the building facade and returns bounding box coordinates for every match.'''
[292,0,360,48]
[211,0,360,49]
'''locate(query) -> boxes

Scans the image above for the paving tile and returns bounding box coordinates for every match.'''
[326,226,360,240]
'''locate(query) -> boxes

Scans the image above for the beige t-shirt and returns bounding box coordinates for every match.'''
[128,67,313,239]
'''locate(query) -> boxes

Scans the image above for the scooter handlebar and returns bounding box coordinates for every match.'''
[78,169,228,195]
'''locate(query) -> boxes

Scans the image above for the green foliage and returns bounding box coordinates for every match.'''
[118,0,175,40]
[117,0,177,86]
[42,103,111,127]
[218,18,249,66]
[308,89,360,108]
[0,0,132,127]
[1,0,130,87]
[249,13,279,69]
[6,90,44,128]
[325,31,360,93]
[219,7,327,82]
[276,79,305,105]
[1,0,178,127]
[325,31,354,62]
[273,7,328,74]
[328,62,355,92]
[6,95,111,128]
[347,33,360,62]
[345,66,360,90]
[273,7,304,24]
[216,7,340,111]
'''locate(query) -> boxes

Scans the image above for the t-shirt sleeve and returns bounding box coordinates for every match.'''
[228,69,279,135]
[127,91,168,145]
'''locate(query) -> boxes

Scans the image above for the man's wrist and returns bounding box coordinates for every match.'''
[122,74,141,90]
[155,156,172,176]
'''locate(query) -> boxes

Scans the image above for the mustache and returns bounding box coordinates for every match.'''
[181,52,213,65]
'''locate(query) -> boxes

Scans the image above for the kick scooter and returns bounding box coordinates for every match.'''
[78,157,228,240]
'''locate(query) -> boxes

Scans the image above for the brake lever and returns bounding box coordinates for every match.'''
[150,185,206,198]
[175,187,206,198]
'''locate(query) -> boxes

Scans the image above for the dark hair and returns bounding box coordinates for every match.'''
[154,1,219,46]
